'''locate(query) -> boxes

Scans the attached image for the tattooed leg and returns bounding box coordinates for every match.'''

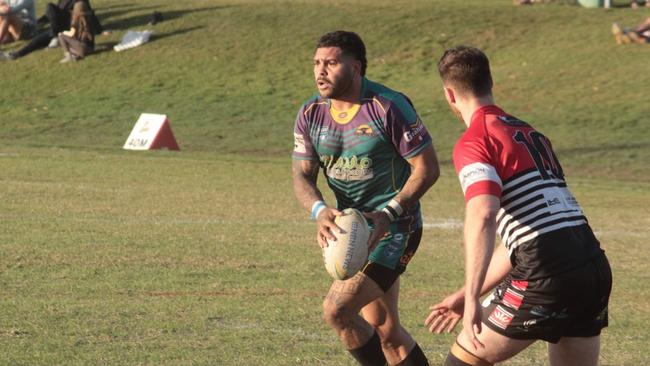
[322,272,385,349]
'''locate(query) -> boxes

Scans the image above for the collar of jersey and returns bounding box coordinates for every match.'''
[470,104,505,126]
[329,102,361,124]
[327,77,367,125]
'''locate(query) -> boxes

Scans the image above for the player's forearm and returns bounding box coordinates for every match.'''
[463,198,498,300]
[452,243,511,300]
[292,162,324,212]
[394,146,440,211]
[464,228,494,301]
[481,242,512,296]
[395,172,437,210]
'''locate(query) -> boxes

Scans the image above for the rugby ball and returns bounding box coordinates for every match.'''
[323,208,370,280]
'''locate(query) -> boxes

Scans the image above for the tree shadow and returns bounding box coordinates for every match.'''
[95,3,141,11]
[91,25,204,55]
[100,6,230,31]
[97,5,161,24]
[150,25,204,42]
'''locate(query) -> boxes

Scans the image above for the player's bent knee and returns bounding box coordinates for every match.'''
[322,298,351,328]
[443,341,493,366]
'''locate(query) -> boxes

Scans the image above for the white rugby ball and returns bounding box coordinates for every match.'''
[323,208,370,281]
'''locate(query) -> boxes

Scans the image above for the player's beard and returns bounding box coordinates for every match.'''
[318,68,355,100]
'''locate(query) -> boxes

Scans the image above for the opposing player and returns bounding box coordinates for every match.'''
[292,31,440,365]
[424,46,612,366]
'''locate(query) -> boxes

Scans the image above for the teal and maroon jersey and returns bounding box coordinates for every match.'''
[292,77,432,230]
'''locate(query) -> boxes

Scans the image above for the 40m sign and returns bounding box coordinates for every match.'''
[123,113,180,151]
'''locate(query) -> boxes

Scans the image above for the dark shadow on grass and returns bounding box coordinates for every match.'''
[150,25,204,42]
[101,6,231,31]
[96,3,142,11]
[97,5,161,25]
[92,42,117,55]
[90,25,203,55]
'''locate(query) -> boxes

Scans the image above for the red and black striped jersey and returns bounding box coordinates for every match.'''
[453,105,601,279]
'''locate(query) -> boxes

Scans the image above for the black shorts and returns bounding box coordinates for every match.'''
[362,227,422,292]
[482,251,612,343]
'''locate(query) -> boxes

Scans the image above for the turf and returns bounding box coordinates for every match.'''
[0,0,648,365]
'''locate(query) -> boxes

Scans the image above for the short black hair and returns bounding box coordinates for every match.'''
[316,30,367,76]
[437,46,493,97]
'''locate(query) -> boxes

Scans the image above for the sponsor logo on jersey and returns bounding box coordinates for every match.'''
[355,124,376,137]
[321,155,374,181]
[547,197,561,206]
[503,288,524,310]
[403,118,425,142]
[458,162,502,194]
[318,127,329,141]
[294,133,306,153]
[488,305,514,330]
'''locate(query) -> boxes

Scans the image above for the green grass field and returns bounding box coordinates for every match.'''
[1,0,649,364]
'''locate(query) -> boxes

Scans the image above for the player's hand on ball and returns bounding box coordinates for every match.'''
[363,211,390,252]
[316,207,342,248]
[425,290,464,334]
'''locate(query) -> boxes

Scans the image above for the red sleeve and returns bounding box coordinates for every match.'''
[453,124,502,202]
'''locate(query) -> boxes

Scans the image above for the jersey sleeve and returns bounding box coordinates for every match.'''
[453,130,502,202]
[292,106,318,160]
[385,96,432,159]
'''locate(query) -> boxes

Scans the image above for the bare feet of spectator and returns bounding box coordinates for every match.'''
[612,23,631,44]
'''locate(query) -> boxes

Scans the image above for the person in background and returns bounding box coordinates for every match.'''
[57,0,94,63]
[0,0,36,44]
[39,0,104,47]
[0,0,104,61]
[630,0,650,9]
[612,18,650,44]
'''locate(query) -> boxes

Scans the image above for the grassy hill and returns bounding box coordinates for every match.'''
[1,0,648,178]
[1,1,649,365]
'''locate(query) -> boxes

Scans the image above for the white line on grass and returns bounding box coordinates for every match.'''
[423,219,463,230]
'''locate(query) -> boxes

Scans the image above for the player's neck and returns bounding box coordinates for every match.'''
[461,95,495,127]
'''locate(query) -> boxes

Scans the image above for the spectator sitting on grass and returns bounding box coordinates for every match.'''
[631,0,650,9]
[612,18,650,44]
[39,0,104,47]
[0,0,36,44]
[0,0,104,61]
[58,0,94,63]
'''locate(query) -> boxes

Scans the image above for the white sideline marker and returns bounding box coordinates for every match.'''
[123,113,180,151]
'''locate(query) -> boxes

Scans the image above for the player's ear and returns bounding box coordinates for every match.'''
[444,87,456,104]
[353,60,362,76]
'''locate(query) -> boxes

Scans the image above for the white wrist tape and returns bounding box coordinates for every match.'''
[311,200,326,220]
[382,199,403,222]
